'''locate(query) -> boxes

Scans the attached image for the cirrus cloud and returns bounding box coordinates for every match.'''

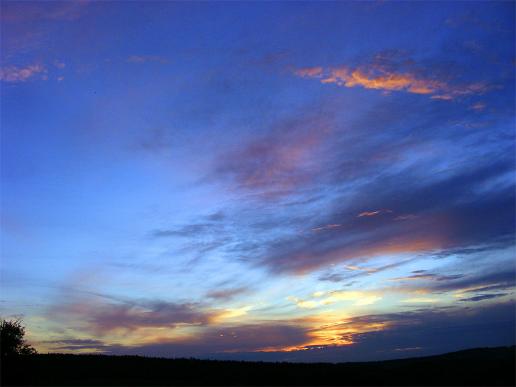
[0,64,47,82]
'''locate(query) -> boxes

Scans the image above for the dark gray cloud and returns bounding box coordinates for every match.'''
[43,339,109,351]
[429,268,516,294]
[460,293,508,302]
[390,273,465,282]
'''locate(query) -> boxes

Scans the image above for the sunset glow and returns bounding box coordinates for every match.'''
[1,1,514,362]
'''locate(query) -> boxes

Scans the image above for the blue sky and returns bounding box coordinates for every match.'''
[1,1,515,361]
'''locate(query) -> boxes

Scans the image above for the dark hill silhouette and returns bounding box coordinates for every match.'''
[2,346,515,386]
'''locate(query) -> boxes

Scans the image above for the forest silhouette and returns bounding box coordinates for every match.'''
[2,346,515,386]
[2,319,515,386]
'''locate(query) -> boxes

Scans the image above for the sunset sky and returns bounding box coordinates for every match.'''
[1,1,515,362]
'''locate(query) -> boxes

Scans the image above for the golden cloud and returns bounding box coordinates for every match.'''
[295,64,494,100]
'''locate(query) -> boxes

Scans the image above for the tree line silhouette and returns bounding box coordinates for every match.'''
[1,319,515,386]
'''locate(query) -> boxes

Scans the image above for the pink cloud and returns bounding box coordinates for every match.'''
[213,114,334,198]
[295,67,324,78]
[0,64,47,82]
[357,209,393,218]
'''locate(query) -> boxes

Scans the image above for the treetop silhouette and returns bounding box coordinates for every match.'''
[1,318,37,357]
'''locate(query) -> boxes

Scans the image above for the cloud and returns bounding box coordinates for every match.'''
[210,112,334,198]
[357,209,393,217]
[319,259,415,284]
[288,290,382,309]
[311,224,342,232]
[53,60,66,69]
[127,55,169,64]
[0,64,47,82]
[104,323,312,357]
[320,67,445,95]
[0,1,89,22]
[206,287,249,301]
[197,70,513,275]
[256,156,515,274]
[459,293,508,302]
[42,339,109,351]
[83,302,516,361]
[389,273,464,282]
[294,53,496,100]
[0,2,90,67]
[429,268,516,295]
[50,298,220,335]
[401,297,439,304]
[152,223,215,238]
[294,67,324,78]
[470,102,486,111]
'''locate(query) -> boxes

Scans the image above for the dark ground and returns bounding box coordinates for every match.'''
[1,346,515,386]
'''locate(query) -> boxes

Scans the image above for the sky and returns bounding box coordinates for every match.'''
[0,1,515,362]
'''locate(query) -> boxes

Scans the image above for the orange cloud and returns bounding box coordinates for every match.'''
[295,63,494,100]
[324,68,445,95]
[270,315,389,351]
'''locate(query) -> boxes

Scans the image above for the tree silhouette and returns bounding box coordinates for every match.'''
[0,318,37,356]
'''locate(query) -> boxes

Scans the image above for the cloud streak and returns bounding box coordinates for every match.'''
[50,298,220,335]
[294,53,496,100]
[0,64,47,82]
[211,112,334,198]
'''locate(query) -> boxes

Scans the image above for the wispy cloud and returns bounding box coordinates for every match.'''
[459,293,508,302]
[152,223,215,238]
[206,287,249,301]
[357,209,392,217]
[288,290,382,309]
[294,53,495,100]
[0,64,47,82]
[257,156,515,274]
[42,339,109,352]
[0,1,89,22]
[215,119,329,197]
[311,224,342,232]
[211,112,333,198]
[390,272,464,282]
[92,302,516,361]
[127,55,169,64]
[50,298,220,335]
